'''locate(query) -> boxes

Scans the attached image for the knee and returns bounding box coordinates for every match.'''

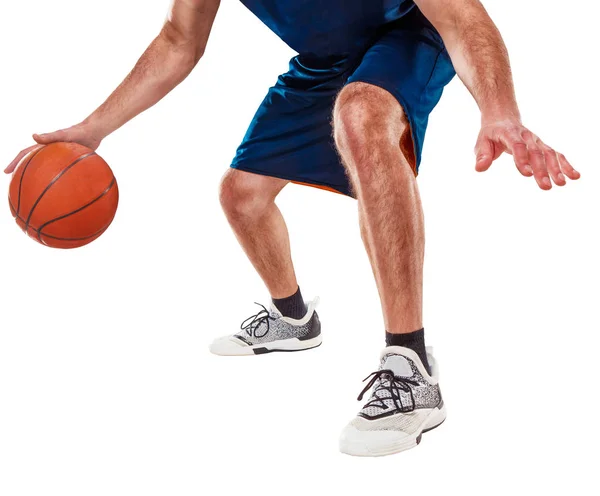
[333,83,408,173]
[219,170,272,222]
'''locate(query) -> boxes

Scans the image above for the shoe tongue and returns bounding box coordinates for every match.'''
[382,352,414,378]
[269,302,282,318]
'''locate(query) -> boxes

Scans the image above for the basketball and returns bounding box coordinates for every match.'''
[8,142,119,249]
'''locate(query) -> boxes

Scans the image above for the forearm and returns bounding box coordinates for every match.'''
[417,0,520,124]
[84,23,201,138]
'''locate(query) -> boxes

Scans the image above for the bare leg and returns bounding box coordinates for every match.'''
[334,83,424,334]
[219,169,298,299]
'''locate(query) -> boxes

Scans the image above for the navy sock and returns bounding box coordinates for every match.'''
[385,329,431,375]
[272,286,307,319]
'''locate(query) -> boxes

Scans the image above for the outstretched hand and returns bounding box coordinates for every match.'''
[4,123,103,174]
[474,120,580,190]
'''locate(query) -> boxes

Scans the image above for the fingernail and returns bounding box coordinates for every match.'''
[542,178,551,188]
[558,173,565,182]
[524,165,533,174]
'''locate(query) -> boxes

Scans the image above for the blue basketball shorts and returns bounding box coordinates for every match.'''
[230,9,456,197]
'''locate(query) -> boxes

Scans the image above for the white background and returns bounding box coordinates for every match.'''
[0,1,598,494]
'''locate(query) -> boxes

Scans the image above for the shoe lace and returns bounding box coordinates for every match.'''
[240,303,276,339]
[358,369,419,413]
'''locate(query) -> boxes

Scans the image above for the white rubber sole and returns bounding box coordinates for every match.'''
[209,334,323,356]
[339,405,447,457]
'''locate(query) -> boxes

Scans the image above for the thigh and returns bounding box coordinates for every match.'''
[231,56,354,197]
[347,8,456,171]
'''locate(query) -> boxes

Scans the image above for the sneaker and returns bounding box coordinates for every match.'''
[339,346,446,457]
[209,298,322,356]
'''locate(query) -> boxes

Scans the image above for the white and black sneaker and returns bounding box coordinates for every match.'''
[209,298,322,356]
[339,346,446,457]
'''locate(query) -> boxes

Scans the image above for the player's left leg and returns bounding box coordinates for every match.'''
[334,83,445,456]
[331,8,455,456]
[337,83,425,336]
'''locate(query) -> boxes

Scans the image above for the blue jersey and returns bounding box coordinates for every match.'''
[239,0,416,57]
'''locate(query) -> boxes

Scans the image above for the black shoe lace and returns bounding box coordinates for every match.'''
[240,303,275,339]
[358,369,419,413]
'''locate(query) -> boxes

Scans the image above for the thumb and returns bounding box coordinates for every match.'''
[33,130,68,144]
[475,137,495,172]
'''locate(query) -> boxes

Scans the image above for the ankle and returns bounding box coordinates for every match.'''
[385,329,431,375]
[272,286,308,319]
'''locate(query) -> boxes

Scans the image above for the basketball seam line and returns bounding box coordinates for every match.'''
[40,224,111,242]
[24,151,97,231]
[8,179,115,242]
[15,146,46,217]
[36,178,116,242]
[10,201,113,242]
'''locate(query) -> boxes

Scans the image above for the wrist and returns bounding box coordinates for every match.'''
[82,114,111,141]
[480,104,521,127]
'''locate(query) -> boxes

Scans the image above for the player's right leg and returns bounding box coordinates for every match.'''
[210,55,355,357]
[210,169,321,356]
[219,169,296,299]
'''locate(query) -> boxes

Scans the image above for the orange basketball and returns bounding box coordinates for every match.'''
[8,142,119,249]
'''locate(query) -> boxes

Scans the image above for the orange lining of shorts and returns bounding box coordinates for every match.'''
[292,181,346,195]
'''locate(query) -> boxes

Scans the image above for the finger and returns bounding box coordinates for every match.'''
[499,130,532,177]
[33,130,68,144]
[557,153,580,180]
[475,137,495,172]
[521,131,551,190]
[4,145,42,174]
[543,147,566,186]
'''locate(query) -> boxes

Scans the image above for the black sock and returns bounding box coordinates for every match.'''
[272,286,307,319]
[385,329,431,375]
